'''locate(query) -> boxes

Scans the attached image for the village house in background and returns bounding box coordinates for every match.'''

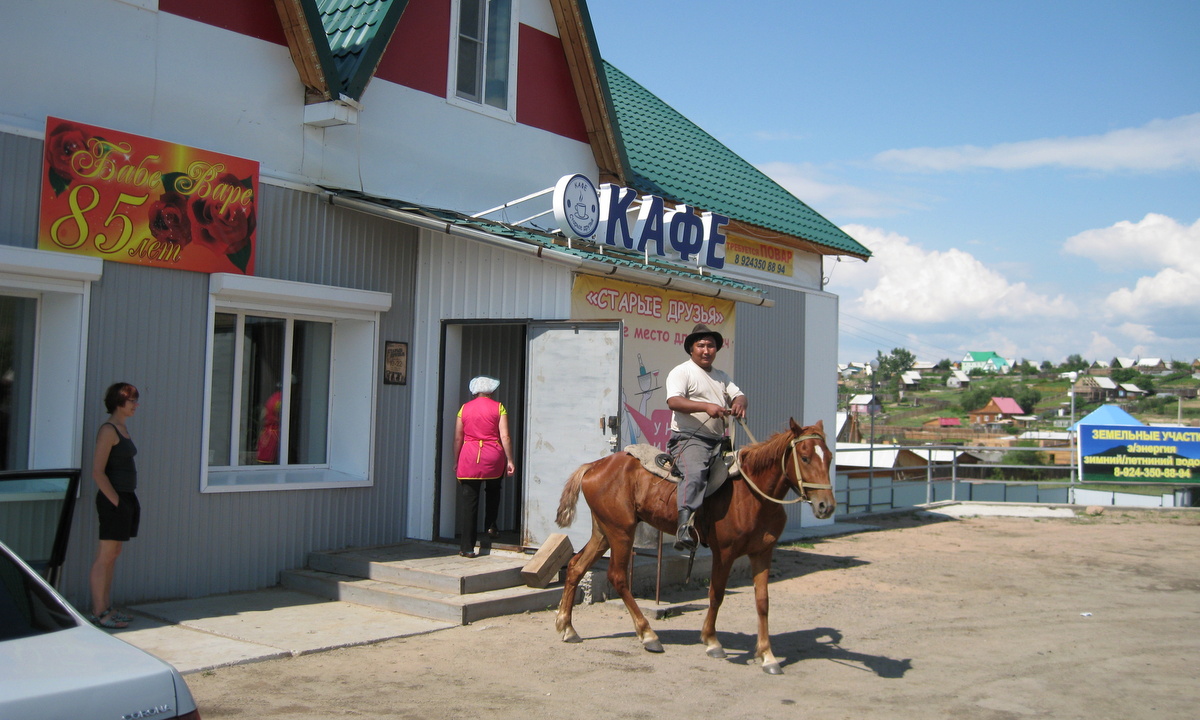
[961,351,1012,374]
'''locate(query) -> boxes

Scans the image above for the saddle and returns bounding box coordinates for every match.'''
[622,443,741,498]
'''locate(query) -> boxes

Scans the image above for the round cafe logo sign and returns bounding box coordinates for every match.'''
[553,173,599,239]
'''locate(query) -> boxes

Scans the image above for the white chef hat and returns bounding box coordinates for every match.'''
[469,376,500,395]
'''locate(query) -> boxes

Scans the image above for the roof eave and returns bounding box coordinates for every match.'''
[274,0,342,103]
[548,0,629,184]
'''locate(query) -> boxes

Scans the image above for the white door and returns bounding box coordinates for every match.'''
[522,320,622,549]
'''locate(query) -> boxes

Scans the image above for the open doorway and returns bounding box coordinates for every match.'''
[436,321,527,548]
[436,319,623,551]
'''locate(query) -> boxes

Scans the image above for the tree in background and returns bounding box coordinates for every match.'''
[995,442,1049,480]
[936,358,952,371]
[958,378,1040,415]
[1014,386,1043,414]
[1013,359,1038,375]
[1061,354,1089,372]
[874,347,916,389]
[959,386,992,413]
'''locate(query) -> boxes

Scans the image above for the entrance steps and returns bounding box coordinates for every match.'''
[280,541,570,625]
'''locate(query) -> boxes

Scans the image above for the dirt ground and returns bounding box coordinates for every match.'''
[188,509,1200,720]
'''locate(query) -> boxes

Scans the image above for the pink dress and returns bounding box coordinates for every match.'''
[456,397,507,480]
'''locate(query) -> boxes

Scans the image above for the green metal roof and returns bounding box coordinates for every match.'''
[601,60,870,260]
[317,0,406,99]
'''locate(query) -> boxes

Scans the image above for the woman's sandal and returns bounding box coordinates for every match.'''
[89,610,129,629]
[105,607,133,624]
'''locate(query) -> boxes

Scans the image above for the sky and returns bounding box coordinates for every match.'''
[588,1,1200,367]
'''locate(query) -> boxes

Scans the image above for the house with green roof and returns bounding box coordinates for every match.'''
[0,0,868,605]
[961,351,1013,374]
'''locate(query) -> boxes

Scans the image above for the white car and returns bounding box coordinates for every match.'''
[0,539,200,720]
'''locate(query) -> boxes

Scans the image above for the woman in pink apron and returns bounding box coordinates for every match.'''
[453,376,515,557]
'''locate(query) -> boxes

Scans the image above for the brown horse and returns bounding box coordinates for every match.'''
[554,418,835,674]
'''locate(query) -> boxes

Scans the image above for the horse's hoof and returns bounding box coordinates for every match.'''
[762,662,783,675]
[706,647,727,659]
[560,628,582,643]
[643,638,664,653]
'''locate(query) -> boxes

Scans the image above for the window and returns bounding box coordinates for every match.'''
[0,296,36,471]
[203,274,391,492]
[0,246,101,470]
[207,312,331,468]
[452,0,516,115]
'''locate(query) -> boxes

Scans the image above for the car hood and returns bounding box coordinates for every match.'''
[0,624,195,719]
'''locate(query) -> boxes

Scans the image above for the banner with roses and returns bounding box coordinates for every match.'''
[38,117,259,275]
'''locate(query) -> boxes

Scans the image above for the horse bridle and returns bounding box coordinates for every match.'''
[735,418,833,506]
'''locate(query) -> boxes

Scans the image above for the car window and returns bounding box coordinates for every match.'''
[0,549,76,641]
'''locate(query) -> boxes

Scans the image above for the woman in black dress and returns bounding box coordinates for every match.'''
[88,382,141,629]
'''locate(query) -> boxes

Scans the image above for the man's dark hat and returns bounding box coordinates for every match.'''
[684,323,723,353]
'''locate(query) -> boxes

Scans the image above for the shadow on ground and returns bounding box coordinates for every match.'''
[580,625,912,678]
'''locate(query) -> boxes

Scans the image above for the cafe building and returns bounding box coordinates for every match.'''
[0,0,869,605]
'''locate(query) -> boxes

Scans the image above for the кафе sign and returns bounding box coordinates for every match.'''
[553,173,730,270]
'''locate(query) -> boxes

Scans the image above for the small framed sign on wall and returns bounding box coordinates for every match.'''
[384,341,408,385]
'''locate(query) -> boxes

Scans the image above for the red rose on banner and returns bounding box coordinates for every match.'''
[148,192,193,246]
[190,173,256,272]
[44,122,91,195]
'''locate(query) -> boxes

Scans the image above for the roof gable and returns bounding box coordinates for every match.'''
[600,60,870,260]
[275,0,408,103]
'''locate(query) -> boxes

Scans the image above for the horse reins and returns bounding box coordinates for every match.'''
[734,417,833,505]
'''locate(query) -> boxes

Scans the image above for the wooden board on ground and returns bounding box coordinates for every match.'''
[522,533,574,588]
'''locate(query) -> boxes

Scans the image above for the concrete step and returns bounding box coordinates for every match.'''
[280,568,570,625]
[305,543,525,595]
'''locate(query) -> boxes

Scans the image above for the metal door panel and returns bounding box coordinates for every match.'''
[522,321,621,549]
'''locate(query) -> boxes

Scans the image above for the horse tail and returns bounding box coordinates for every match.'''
[556,462,593,527]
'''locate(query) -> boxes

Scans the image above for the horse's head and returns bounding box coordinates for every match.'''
[785,418,836,519]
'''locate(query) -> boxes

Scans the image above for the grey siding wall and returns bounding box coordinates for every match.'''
[736,287,838,529]
[0,133,40,248]
[0,131,419,605]
[736,288,809,440]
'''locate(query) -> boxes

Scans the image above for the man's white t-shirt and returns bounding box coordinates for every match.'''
[665,359,744,439]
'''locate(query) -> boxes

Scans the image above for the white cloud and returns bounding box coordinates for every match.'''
[832,225,1076,323]
[1064,214,1200,318]
[874,113,1200,172]
[1064,213,1200,270]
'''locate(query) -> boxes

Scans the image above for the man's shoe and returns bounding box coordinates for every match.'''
[673,509,697,551]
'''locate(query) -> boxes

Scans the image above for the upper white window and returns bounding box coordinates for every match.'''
[202,274,391,493]
[450,0,518,119]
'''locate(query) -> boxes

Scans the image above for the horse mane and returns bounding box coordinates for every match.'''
[739,428,799,477]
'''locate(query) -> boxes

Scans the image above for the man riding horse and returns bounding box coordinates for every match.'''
[666,323,747,551]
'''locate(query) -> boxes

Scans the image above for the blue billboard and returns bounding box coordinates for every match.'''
[1078,424,1200,483]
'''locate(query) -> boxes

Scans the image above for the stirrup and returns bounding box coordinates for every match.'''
[673,522,697,551]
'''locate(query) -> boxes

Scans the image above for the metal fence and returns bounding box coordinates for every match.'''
[834,445,1194,515]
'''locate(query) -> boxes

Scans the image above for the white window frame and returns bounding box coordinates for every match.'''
[201,273,391,493]
[0,246,102,469]
[447,0,520,122]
